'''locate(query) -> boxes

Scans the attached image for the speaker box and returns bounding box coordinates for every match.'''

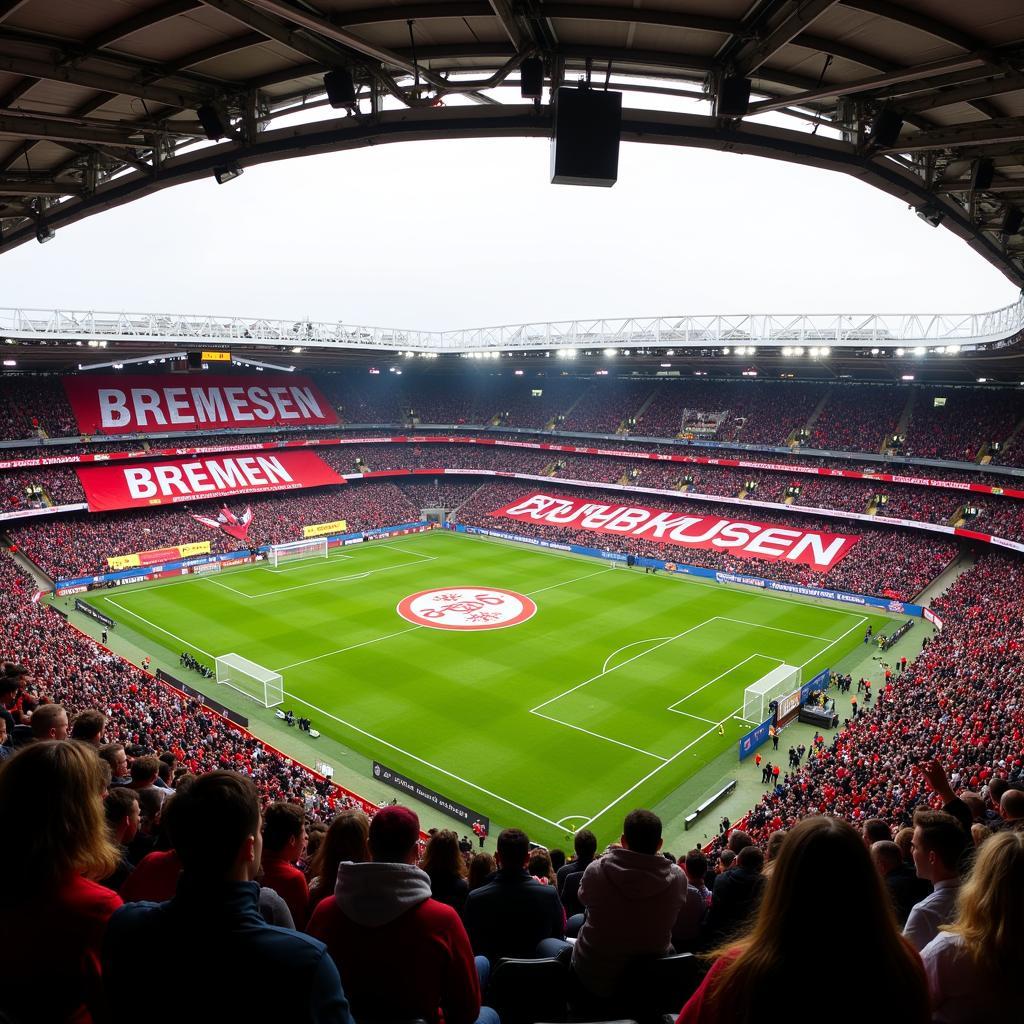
[715,76,751,118]
[324,69,356,108]
[970,158,995,192]
[186,351,203,370]
[869,108,903,148]
[196,104,227,141]
[520,57,544,100]
[1002,206,1023,238]
[550,87,622,187]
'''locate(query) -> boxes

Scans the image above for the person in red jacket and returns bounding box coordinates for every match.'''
[261,800,311,928]
[307,805,497,1024]
[0,740,122,1024]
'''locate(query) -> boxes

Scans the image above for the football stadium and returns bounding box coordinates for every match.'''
[1,1,1023,1022]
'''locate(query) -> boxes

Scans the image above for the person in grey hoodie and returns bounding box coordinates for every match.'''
[541,808,688,998]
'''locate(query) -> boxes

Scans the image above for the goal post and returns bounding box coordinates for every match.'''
[741,664,801,725]
[216,653,284,708]
[268,537,328,568]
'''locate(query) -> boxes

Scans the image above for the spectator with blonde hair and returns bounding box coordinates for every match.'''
[678,817,929,1023]
[921,830,1024,1021]
[0,741,122,1024]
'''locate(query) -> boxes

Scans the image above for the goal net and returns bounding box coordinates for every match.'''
[741,664,801,725]
[216,653,284,708]
[269,538,328,568]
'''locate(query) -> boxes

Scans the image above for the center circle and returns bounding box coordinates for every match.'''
[396,587,537,631]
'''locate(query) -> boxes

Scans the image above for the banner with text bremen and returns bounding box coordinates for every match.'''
[77,450,344,511]
[63,373,339,434]
[490,492,859,572]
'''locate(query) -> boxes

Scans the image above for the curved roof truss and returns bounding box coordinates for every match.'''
[0,1,1021,284]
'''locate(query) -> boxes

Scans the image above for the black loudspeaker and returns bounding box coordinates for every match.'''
[196,103,227,141]
[1002,206,1024,238]
[186,352,203,370]
[324,69,356,108]
[715,75,751,118]
[550,87,622,187]
[520,57,544,99]
[970,158,995,192]
[868,107,903,148]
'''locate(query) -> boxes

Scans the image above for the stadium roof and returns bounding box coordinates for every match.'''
[0,1,1022,284]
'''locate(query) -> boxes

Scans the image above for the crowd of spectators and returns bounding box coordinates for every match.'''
[904,388,1023,462]
[456,481,958,601]
[812,384,904,453]
[7,482,421,580]
[561,379,655,433]
[732,552,1024,861]
[398,479,484,511]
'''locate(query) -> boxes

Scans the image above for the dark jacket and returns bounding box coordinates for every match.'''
[555,856,593,896]
[427,871,470,915]
[884,863,931,928]
[463,867,564,963]
[704,866,765,944]
[102,876,353,1024]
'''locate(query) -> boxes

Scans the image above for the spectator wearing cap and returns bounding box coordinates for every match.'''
[261,801,311,929]
[102,771,353,1024]
[308,805,494,1024]
[463,827,564,964]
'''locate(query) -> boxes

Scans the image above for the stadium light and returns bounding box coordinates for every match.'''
[901,374,915,380]
[947,344,960,354]
[660,363,671,368]
[514,369,524,375]
[35,223,55,244]
[913,346,926,356]
[603,348,616,357]
[978,377,988,383]
[870,348,880,355]
[233,356,295,372]
[213,163,243,184]
[793,347,804,356]
[78,351,187,371]
[782,347,792,357]
[722,347,730,355]
[2,359,15,366]
[896,348,905,356]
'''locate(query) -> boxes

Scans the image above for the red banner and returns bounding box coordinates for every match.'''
[76,451,344,511]
[63,373,339,435]
[489,491,860,572]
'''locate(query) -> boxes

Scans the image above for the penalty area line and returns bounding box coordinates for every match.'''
[281,688,568,833]
[100,597,217,659]
[530,709,667,762]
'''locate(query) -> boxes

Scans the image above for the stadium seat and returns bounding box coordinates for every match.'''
[569,953,704,1024]
[490,956,570,1024]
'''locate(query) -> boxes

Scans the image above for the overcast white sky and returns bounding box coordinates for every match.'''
[0,133,1017,330]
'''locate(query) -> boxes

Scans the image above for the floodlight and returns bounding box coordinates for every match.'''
[214,163,243,184]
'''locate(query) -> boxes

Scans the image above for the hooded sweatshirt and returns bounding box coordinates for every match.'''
[306,861,481,1024]
[571,847,689,996]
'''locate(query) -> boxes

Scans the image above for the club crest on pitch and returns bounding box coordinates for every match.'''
[397,587,537,630]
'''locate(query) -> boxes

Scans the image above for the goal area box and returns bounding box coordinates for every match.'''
[741,664,801,725]
[216,653,284,708]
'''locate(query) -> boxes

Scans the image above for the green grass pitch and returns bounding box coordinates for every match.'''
[83,530,889,847]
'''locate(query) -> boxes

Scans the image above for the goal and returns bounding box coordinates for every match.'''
[741,664,801,725]
[216,653,284,708]
[269,538,328,568]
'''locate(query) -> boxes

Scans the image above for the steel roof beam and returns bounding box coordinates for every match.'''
[879,120,1024,154]
[728,0,841,77]
[0,114,159,148]
[0,55,211,107]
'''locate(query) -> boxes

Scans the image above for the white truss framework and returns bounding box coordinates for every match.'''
[0,297,1022,354]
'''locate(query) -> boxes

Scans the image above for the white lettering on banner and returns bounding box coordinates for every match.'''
[193,388,226,424]
[490,491,859,572]
[133,389,166,426]
[119,455,293,500]
[98,389,130,428]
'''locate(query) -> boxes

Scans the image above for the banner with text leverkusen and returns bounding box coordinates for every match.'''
[489,492,859,572]
[76,451,344,511]
[63,373,339,434]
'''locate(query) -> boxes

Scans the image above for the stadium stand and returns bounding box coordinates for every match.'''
[903,388,1024,461]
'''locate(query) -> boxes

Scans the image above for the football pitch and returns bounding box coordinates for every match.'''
[83,530,889,846]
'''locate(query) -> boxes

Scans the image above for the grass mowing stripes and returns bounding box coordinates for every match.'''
[86,530,888,847]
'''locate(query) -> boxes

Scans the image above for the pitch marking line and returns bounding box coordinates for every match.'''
[530,617,719,716]
[242,555,439,599]
[531,709,667,762]
[670,711,720,725]
[101,597,216,659]
[602,637,670,675]
[799,615,867,667]
[273,626,423,673]
[578,705,745,830]
[666,654,784,714]
[280,687,568,833]
[715,616,834,641]
[269,564,615,673]
[205,577,253,598]
[265,553,356,574]
[557,815,591,828]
